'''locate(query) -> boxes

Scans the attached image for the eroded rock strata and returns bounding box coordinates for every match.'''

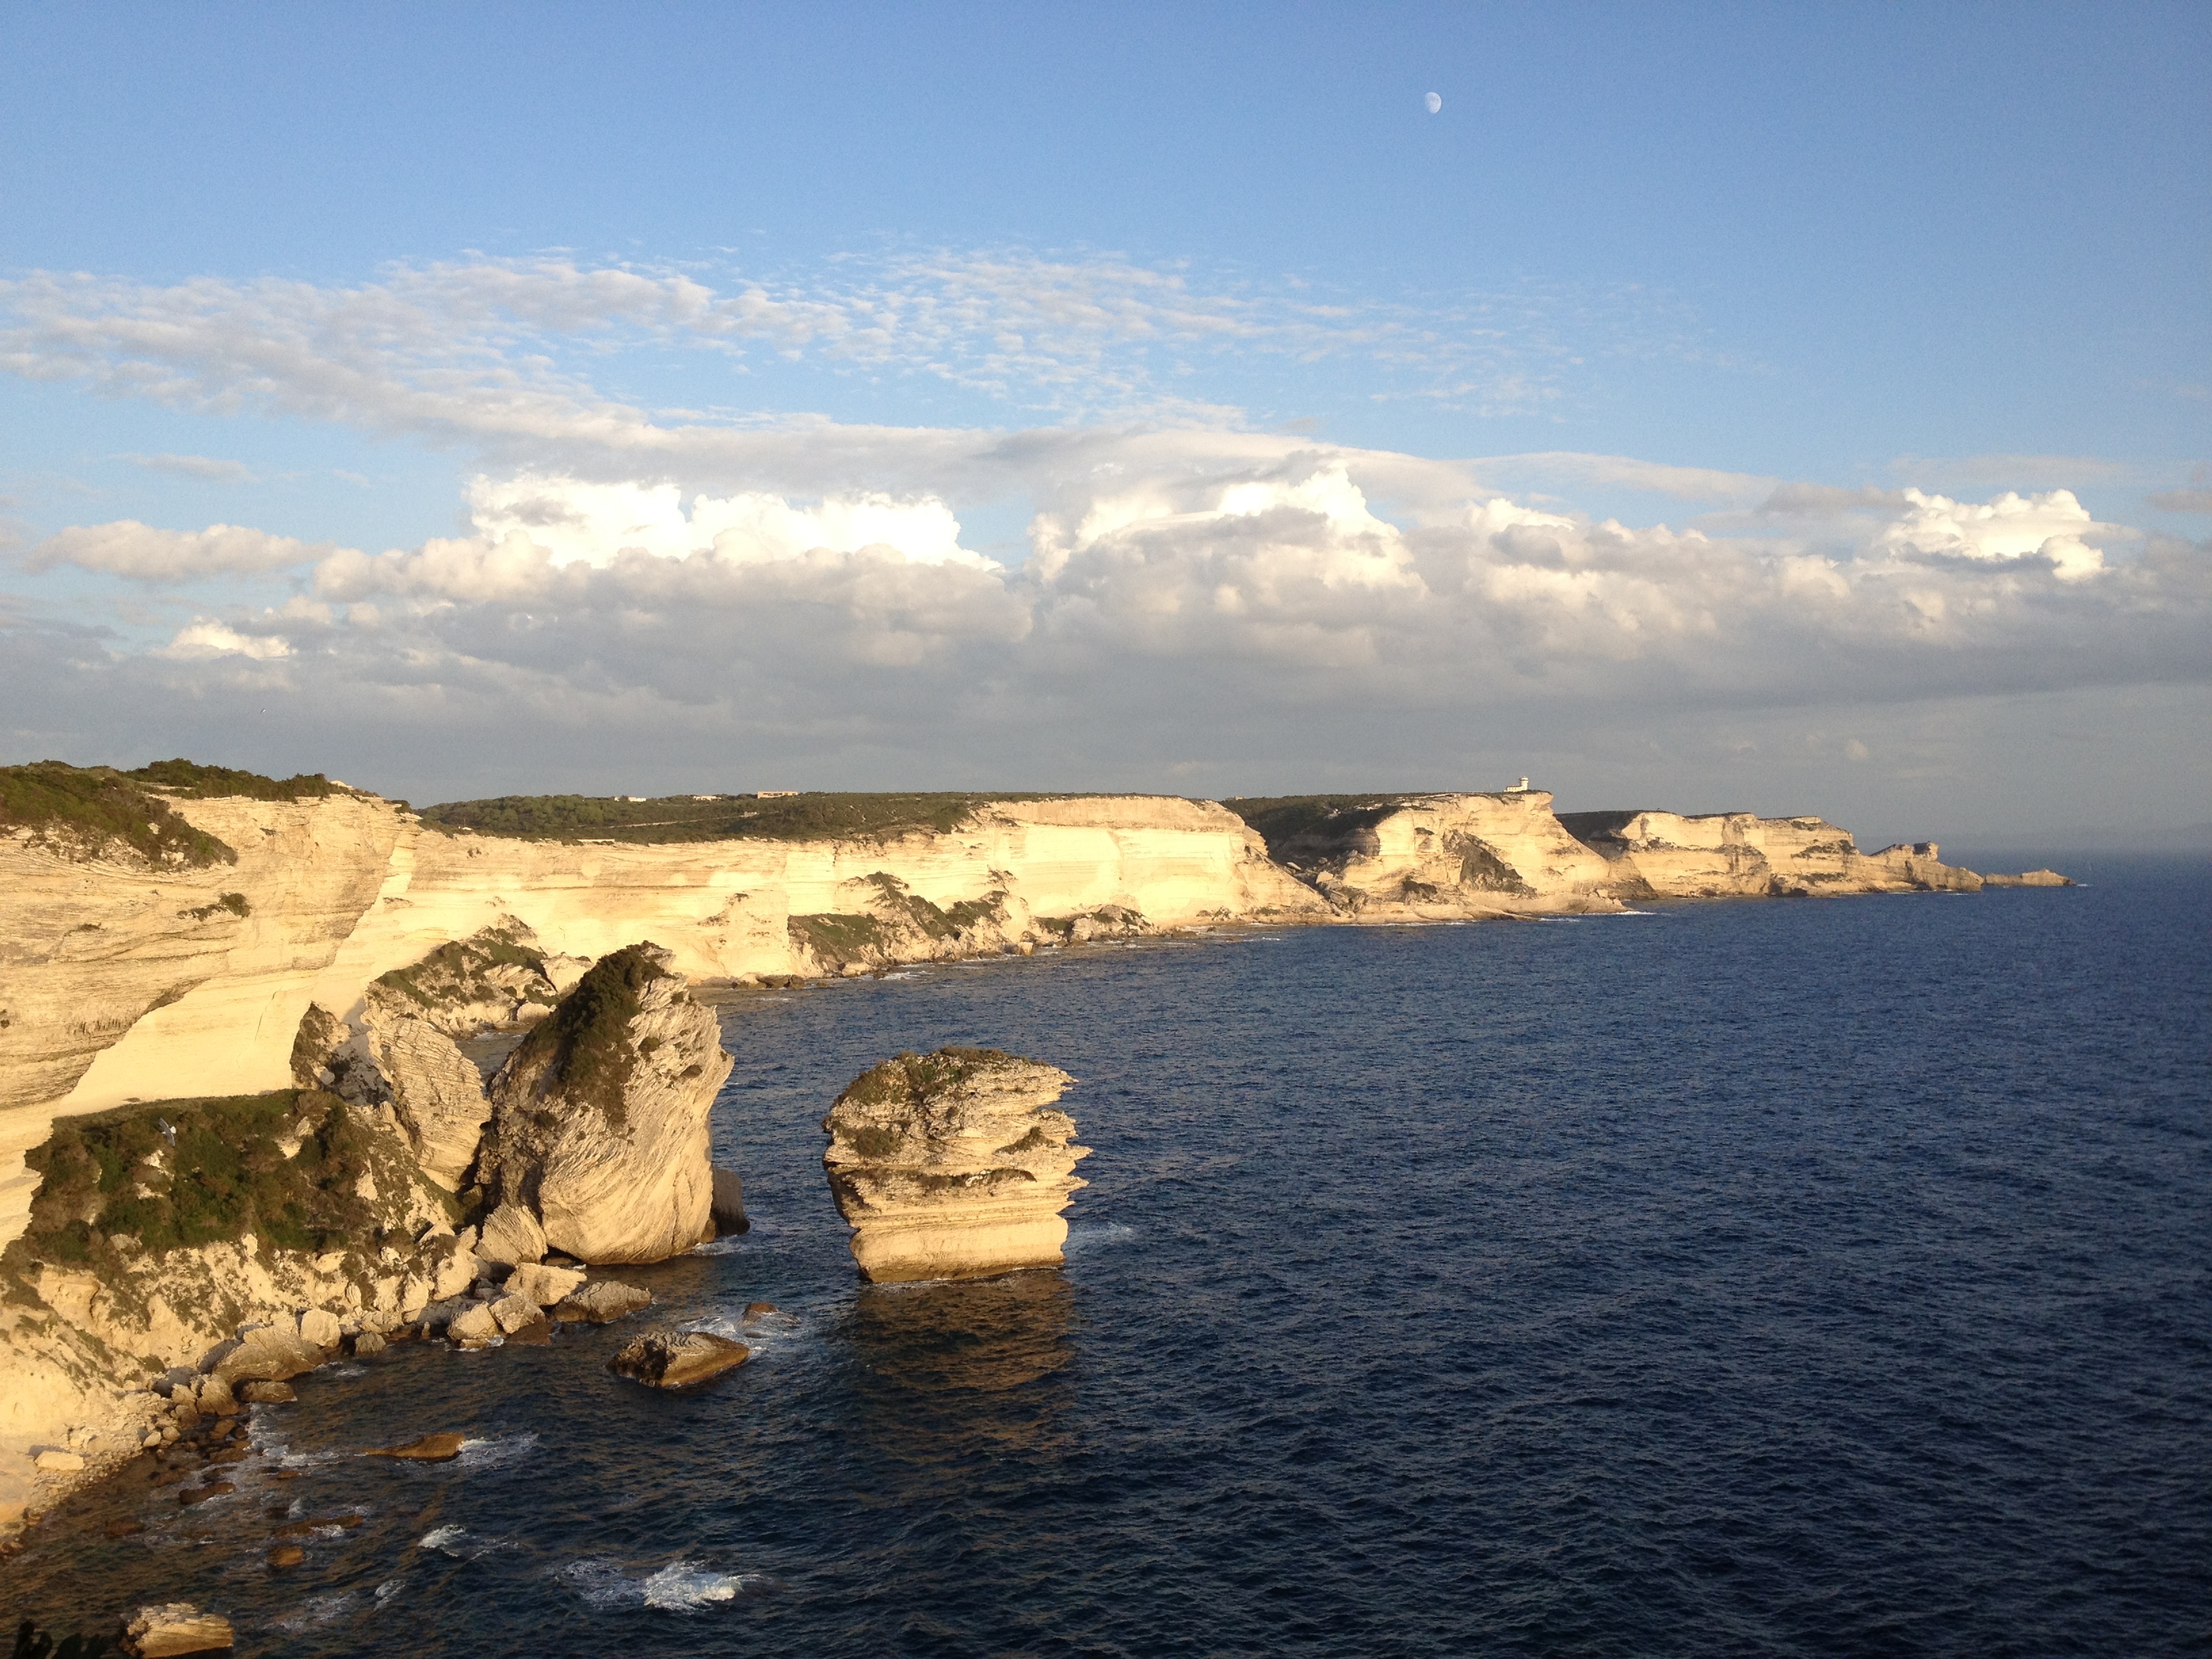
[476,944,733,1264]
[823,1048,1088,1284]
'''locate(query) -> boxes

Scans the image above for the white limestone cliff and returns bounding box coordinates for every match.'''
[823,1048,1089,1284]
[1555,810,1984,897]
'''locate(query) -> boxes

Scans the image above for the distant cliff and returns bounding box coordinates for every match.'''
[3,767,1991,1258]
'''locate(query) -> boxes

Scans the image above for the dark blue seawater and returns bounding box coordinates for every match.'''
[10,860,2211,1656]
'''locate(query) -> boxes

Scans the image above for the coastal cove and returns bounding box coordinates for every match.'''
[6,861,2206,1656]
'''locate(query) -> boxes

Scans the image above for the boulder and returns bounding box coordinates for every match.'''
[487,1294,540,1334]
[350,1331,387,1357]
[121,1603,235,1656]
[821,1047,1090,1283]
[478,945,733,1263]
[447,1303,501,1346]
[553,1279,653,1325]
[213,1325,323,1387]
[34,1448,85,1473]
[197,1376,238,1416]
[607,1328,751,1389]
[711,1167,750,1235]
[476,1202,547,1268]
[298,1308,343,1350]
[363,1432,466,1462]
[506,1261,587,1307]
[239,1380,295,1405]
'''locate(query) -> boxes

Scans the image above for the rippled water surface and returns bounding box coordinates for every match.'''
[11,859,2211,1655]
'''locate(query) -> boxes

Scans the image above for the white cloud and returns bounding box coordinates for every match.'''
[24,520,332,580]
[1870,488,2119,581]
[121,452,255,483]
[153,619,293,659]
[466,474,989,569]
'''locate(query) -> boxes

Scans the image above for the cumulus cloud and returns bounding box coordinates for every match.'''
[152,619,293,659]
[1869,488,2121,581]
[465,474,989,569]
[24,520,334,580]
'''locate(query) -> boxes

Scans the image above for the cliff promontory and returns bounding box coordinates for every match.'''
[822,1048,1088,1283]
[1554,809,1984,897]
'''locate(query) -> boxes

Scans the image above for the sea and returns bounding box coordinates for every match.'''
[7,855,2209,1656]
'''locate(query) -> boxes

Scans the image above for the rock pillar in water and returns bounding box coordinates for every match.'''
[479,943,733,1263]
[821,1047,1088,1283]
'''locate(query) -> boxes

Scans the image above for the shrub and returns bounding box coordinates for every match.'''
[0,762,235,867]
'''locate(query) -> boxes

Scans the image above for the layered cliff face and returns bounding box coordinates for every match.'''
[476,945,733,1264]
[1231,791,1624,917]
[822,1048,1088,1284]
[1555,811,1984,897]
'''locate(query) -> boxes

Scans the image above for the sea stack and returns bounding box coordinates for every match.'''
[476,943,733,1263]
[821,1047,1089,1283]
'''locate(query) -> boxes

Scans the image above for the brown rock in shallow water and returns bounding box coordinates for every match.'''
[607,1328,750,1389]
[742,1301,779,1320]
[106,1518,146,1538]
[121,1601,234,1656]
[267,1544,304,1569]
[363,1432,466,1462]
[553,1279,652,1324]
[822,1047,1089,1282]
[178,1481,234,1506]
[239,1380,295,1405]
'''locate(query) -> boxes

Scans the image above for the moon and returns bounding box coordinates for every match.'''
[1425,91,1442,114]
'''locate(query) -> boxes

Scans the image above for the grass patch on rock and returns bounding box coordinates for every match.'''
[503,944,668,1130]
[11,1090,384,1267]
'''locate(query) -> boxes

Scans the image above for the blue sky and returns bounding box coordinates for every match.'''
[3,3,2207,844]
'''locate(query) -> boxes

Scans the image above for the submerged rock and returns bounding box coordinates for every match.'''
[476,944,734,1263]
[121,1602,234,1656]
[821,1047,1090,1283]
[363,1431,465,1462]
[607,1328,751,1389]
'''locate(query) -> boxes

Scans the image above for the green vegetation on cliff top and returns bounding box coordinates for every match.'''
[11,1090,387,1267]
[0,762,237,867]
[1,758,346,867]
[419,790,1099,844]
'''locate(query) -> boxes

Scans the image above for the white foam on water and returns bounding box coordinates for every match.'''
[272,1591,358,1632]
[373,1577,406,1605]
[1063,1221,1136,1254]
[419,1523,509,1559]
[559,1557,752,1612]
[326,1362,367,1378]
[455,1431,539,1470]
